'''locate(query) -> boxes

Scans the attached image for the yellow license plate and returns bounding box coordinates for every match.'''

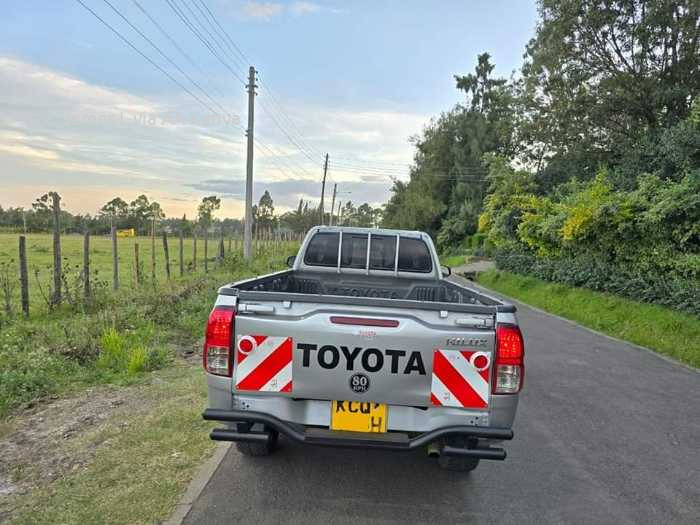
[330,401,387,433]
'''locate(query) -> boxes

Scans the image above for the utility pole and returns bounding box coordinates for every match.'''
[319,153,329,225]
[244,66,257,260]
[337,201,343,226]
[329,183,337,226]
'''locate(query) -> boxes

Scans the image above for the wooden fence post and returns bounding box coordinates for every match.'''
[83,230,90,300]
[204,228,209,273]
[163,231,171,280]
[111,225,119,290]
[151,217,156,283]
[51,192,61,306]
[134,243,141,285]
[179,229,184,277]
[193,229,198,272]
[19,236,29,316]
[218,228,225,262]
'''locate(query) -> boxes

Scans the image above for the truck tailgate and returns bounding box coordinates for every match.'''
[232,302,496,409]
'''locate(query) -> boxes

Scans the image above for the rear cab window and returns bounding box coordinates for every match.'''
[303,232,339,267]
[303,231,432,273]
[397,237,432,273]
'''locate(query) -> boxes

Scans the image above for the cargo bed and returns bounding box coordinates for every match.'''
[219,269,515,315]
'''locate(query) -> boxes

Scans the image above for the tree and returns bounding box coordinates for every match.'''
[31,192,60,232]
[383,53,517,247]
[519,0,700,185]
[455,52,508,115]
[99,197,129,228]
[197,195,221,231]
[129,195,153,233]
[252,191,276,233]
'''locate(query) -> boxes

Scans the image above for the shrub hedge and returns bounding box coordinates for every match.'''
[495,250,700,317]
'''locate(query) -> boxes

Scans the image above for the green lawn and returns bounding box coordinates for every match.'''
[477,270,700,368]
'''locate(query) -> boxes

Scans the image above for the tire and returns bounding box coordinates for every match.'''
[437,454,480,472]
[436,436,480,472]
[235,429,279,456]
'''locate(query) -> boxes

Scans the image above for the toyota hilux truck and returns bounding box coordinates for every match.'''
[202,226,524,472]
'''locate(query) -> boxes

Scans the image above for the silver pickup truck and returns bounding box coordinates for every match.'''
[202,226,524,472]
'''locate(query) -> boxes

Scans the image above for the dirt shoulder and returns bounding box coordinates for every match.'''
[0,358,216,524]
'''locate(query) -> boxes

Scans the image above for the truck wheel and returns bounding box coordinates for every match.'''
[437,455,480,472]
[437,437,480,472]
[235,430,279,456]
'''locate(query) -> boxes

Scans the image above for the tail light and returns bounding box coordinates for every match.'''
[204,307,235,376]
[493,323,524,394]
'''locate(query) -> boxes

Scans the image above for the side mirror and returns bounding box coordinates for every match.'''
[441,265,452,277]
[286,255,296,268]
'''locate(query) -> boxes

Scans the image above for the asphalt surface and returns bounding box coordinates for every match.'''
[183,279,700,525]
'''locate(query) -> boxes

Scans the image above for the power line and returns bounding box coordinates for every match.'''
[330,156,412,168]
[181,0,246,74]
[160,2,312,180]
[329,161,490,177]
[194,0,327,165]
[74,0,222,116]
[197,0,324,160]
[130,0,224,99]
[257,78,326,160]
[253,138,301,180]
[255,96,320,165]
[99,0,233,119]
[194,0,248,71]
[164,0,246,85]
[255,131,317,177]
[197,0,251,66]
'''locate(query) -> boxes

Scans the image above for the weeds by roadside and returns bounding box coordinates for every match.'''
[0,248,292,418]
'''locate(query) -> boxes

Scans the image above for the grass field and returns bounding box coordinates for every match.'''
[0,233,291,315]
[477,270,700,368]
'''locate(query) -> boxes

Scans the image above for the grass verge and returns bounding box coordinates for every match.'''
[440,253,472,267]
[1,362,217,525]
[477,270,700,368]
[0,247,294,418]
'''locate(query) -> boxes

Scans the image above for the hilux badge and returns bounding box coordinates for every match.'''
[446,337,488,347]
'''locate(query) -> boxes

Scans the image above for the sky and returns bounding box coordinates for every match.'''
[0,0,538,219]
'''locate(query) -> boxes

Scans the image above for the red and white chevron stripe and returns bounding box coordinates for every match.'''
[430,349,491,409]
[235,335,293,393]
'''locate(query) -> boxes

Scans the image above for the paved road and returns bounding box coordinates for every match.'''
[183,279,700,525]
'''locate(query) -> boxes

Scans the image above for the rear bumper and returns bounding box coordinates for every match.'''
[203,408,513,460]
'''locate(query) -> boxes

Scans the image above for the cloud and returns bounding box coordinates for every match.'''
[240,2,284,20]
[1,56,426,217]
[290,2,321,15]
[237,1,331,20]
[186,176,393,209]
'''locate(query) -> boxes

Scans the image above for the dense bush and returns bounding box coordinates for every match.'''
[495,250,700,317]
[479,102,700,315]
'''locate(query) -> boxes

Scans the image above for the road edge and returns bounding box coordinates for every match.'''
[162,442,231,525]
[452,272,699,373]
